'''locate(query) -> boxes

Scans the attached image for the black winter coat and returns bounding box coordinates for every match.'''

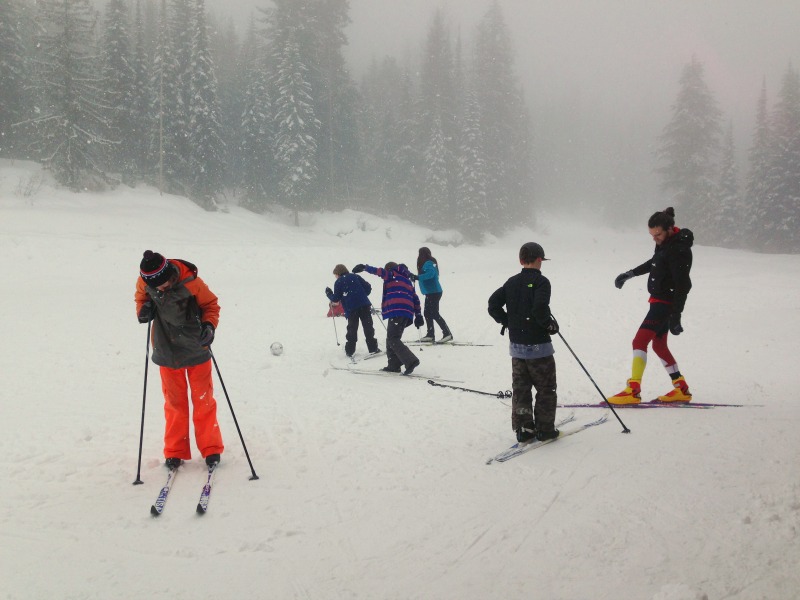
[488,268,554,345]
[631,227,694,313]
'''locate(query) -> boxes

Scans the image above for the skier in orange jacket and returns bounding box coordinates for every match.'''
[134,250,224,469]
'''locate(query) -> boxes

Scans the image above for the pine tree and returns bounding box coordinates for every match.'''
[0,0,26,157]
[712,121,740,248]
[456,86,489,242]
[149,0,184,192]
[101,0,135,179]
[130,0,151,179]
[272,31,320,224]
[656,56,722,227]
[238,20,274,210]
[763,64,800,252]
[312,0,359,208]
[422,115,451,227]
[390,69,422,219]
[26,0,114,189]
[473,2,532,233]
[186,0,225,209]
[745,79,772,249]
[419,10,457,224]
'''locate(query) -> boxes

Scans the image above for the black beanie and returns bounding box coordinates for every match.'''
[140,250,172,287]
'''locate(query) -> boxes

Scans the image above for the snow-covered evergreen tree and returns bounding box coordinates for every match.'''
[763,64,800,252]
[390,69,422,219]
[712,121,740,248]
[473,2,532,232]
[26,0,114,189]
[0,0,26,157]
[186,0,225,209]
[148,0,184,192]
[238,20,274,210]
[129,0,151,179]
[422,115,451,227]
[272,32,320,224]
[745,79,773,249]
[101,0,135,179]
[456,86,489,241]
[656,56,722,227]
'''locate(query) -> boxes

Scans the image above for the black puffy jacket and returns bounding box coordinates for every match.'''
[488,268,554,345]
[631,227,693,313]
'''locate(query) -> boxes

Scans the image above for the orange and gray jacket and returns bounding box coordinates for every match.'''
[134,259,220,369]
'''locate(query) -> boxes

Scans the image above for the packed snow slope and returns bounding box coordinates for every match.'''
[1,160,799,600]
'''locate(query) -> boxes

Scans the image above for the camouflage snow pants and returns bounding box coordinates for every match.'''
[511,355,557,432]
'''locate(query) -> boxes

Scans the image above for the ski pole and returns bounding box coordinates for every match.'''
[427,379,511,398]
[330,303,340,346]
[372,306,387,331]
[556,330,631,433]
[133,320,151,485]
[209,348,260,480]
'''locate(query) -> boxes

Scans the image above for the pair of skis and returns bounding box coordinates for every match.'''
[407,340,491,347]
[486,412,610,465]
[347,350,385,365]
[559,400,754,409]
[329,363,463,383]
[150,462,218,517]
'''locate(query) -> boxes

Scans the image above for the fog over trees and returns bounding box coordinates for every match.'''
[1,0,799,251]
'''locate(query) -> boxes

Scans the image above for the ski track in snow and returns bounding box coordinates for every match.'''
[1,159,799,599]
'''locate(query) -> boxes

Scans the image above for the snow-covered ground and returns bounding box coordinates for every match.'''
[1,159,798,600]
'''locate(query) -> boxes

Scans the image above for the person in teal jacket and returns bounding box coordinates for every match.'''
[414,247,453,343]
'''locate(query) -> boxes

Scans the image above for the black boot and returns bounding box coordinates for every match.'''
[515,421,536,443]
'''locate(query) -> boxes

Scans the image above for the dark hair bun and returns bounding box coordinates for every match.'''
[664,207,675,217]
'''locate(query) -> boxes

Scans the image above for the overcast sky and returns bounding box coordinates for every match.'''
[207,0,800,129]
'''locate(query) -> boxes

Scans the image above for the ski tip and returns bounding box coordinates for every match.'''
[150,505,162,517]
[196,504,207,515]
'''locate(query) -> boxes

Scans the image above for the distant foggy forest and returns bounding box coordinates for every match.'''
[1,0,798,251]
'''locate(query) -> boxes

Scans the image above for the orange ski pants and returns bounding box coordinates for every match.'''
[159,360,224,460]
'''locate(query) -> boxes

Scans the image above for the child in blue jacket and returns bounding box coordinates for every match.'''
[325,264,380,358]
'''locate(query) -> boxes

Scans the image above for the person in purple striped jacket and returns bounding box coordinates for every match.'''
[352,262,423,375]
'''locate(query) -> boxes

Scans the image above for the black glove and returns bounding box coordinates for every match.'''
[138,302,154,324]
[352,264,365,273]
[414,314,424,328]
[614,270,635,289]
[545,315,559,335]
[669,313,683,335]
[199,322,215,345]
[325,287,333,297]
[408,273,418,282]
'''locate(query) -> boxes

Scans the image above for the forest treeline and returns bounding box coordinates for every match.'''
[0,0,798,250]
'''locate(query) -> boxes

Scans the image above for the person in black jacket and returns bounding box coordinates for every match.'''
[488,242,560,443]
[609,207,694,404]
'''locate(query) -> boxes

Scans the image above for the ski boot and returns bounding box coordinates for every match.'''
[607,379,642,405]
[657,377,692,402]
[515,420,537,444]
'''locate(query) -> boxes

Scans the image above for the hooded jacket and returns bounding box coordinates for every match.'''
[631,227,694,313]
[134,259,220,368]
[326,273,372,318]
[364,263,421,321]
[417,259,443,295]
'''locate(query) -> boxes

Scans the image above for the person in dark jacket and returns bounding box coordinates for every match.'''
[325,264,380,358]
[414,247,453,343]
[134,250,223,469]
[353,261,423,375]
[488,242,560,443]
[609,207,694,404]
